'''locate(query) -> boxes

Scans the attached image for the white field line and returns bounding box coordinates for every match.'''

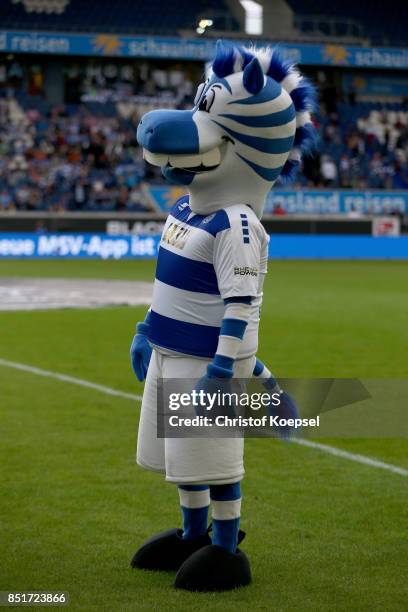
[0,357,143,403]
[0,357,407,478]
[293,439,408,477]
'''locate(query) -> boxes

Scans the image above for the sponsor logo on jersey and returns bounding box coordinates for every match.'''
[162,222,190,249]
[234,266,258,276]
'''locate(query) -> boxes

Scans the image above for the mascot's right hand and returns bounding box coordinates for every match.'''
[193,364,235,417]
[130,322,152,382]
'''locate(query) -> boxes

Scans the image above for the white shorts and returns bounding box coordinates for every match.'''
[136,349,255,485]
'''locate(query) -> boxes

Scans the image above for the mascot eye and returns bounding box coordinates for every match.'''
[198,89,215,113]
[194,82,205,106]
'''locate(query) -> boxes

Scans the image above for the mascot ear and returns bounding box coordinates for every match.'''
[243,57,264,94]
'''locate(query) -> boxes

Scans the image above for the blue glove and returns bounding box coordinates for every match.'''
[194,363,234,416]
[263,377,300,438]
[130,320,152,382]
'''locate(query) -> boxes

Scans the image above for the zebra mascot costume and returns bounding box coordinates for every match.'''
[130,40,316,591]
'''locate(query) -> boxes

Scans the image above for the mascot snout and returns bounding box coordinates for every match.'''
[137,109,199,154]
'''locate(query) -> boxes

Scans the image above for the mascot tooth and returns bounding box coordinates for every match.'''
[130,40,317,592]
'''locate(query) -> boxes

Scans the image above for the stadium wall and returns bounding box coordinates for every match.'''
[143,187,408,215]
[1,188,407,259]
[1,233,407,260]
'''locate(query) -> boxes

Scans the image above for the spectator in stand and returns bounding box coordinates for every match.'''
[339,154,351,188]
[272,202,286,215]
[320,155,338,187]
[0,188,13,210]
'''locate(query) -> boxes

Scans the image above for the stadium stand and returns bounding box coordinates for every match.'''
[2,0,407,46]
[305,102,408,190]
[0,0,407,212]
[287,0,408,46]
[1,86,407,213]
[0,0,240,35]
[0,94,153,212]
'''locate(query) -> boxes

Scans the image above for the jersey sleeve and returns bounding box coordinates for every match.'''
[213,208,263,300]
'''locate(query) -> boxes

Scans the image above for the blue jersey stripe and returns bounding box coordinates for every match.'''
[156,246,220,295]
[183,210,230,236]
[148,310,220,357]
[170,197,230,237]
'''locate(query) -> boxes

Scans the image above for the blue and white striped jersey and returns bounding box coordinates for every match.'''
[148,196,269,359]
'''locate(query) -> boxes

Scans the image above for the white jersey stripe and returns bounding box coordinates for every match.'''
[152,278,224,327]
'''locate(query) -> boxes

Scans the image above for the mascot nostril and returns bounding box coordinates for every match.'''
[130,39,317,592]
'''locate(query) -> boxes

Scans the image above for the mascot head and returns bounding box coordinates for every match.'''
[137,40,317,218]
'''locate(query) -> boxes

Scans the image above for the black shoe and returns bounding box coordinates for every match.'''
[174,543,252,592]
[130,528,212,572]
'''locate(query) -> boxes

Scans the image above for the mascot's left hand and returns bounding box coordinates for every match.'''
[254,359,300,438]
[130,321,152,382]
[263,377,300,439]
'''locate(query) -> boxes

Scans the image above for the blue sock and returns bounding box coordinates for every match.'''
[210,482,241,554]
[178,485,210,540]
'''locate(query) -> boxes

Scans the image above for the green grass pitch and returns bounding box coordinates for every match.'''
[0,259,407,611]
